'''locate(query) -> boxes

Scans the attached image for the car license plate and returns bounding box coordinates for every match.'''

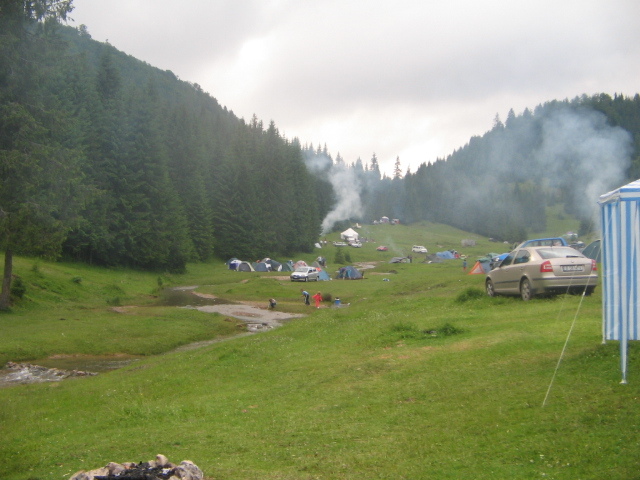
[562,265,584,272]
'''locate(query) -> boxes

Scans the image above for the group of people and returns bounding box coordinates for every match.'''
[268,290,324,310]
[301,289,323,308]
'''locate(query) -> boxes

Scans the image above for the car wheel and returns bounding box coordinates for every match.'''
[520,278,533,301]
[486,279,496,297]
[585,286,595,296]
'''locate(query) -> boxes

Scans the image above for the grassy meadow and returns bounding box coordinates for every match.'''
[0,221,638,480]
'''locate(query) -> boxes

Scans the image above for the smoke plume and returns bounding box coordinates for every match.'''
[304,151,363,234]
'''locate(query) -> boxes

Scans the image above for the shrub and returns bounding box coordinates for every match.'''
[455,287,485,303]
[11,276,26,299]
[72,276,82,284]
[439,323,463,336]
[384,322,463,344]
[106,297,121,306]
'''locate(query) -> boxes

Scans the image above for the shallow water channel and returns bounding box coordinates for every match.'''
[0,287,244,387]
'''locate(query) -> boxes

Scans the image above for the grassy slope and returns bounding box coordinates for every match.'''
[0,222,638,480]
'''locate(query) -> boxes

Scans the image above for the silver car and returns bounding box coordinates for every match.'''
[485,246,598,300]
[290,266,319,282]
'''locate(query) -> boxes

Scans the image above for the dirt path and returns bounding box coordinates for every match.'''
[190,303,305,330]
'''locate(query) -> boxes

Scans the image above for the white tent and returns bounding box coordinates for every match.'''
[340,228,359,241]
[599,179,640,383]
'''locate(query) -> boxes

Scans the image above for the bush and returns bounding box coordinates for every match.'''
[384,322,464,344]
[10,276,26,299]
[455,287,485,303]
[439,323,463,336]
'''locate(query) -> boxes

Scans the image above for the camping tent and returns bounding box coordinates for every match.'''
[226,258,241,270]
[582,240,601,262]
[340,228,359,242]
[436,250,455,260]
[252,262,269,272]
[337,266,363,279]
[389,257,410,263]
[599,179,640,383]
[236,261,255,272]
[263,258,282,271]
[468,260,491,275]
[317,268,331,281]
[293,260,308,270]
[281,261,293,272]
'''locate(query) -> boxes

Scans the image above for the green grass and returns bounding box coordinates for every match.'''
[0,223,638,480]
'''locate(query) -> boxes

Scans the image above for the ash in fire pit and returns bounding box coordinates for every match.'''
[69,455,202,480]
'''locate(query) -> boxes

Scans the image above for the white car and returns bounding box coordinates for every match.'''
[350,242,362,247]
[290,267,319,282]
[412,245,428,253]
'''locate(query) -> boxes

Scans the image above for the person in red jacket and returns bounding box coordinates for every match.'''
[312,292,323,308]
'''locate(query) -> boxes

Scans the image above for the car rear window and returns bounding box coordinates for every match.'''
[537,247,584,259]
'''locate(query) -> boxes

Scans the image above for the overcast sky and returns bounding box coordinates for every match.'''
[68,0,640,176]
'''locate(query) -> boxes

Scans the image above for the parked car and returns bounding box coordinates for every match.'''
[517,237,568,248]
[412,245,428,253]
[350,242,362,247]
[485,245,598,300]
[376,246,388,251]
[290,266,319,282]
[333,241,348,247]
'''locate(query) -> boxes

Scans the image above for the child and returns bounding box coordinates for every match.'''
[312,292,323,308]
[268,298,277,309]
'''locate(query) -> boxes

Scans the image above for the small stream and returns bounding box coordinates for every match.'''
[0,287,242,387]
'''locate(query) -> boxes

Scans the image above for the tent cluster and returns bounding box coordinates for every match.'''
[336,266,363,279]
[468,252,508,274]
[226,257,294,272]
[226,257,333,281]
[417,249,461,264]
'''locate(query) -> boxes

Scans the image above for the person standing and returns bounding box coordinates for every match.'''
[301,289,310,305]
[462,259,467,271]
[312,292,323,308]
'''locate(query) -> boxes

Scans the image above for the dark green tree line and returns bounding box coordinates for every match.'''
[0,0,83,309]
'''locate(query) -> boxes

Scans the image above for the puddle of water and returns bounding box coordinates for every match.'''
[0,355,143,387]
[34,355,142,373]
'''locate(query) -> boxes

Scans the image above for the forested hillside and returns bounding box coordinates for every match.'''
[1,2,332,286]
[325,95,640,242]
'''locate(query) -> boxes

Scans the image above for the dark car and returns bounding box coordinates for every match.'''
[517,237,568,248]
[485,246,598,300]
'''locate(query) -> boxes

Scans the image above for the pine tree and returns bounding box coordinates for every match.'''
[0,0,82,308]
[393,156,403,179]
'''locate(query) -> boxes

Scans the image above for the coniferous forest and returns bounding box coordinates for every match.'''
[2,0,640,298]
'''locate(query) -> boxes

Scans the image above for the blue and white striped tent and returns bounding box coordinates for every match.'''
[599,178,640,383]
